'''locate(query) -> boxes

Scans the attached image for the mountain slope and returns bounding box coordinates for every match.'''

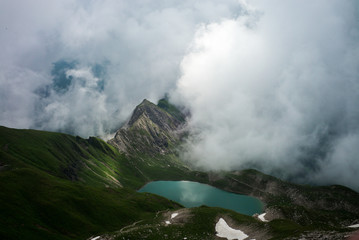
[109,99,185,155]
[208,169,359,228]
[0,126,125,188]
[106,99,205,185]
[0,126,181,240]
[0,166,180,240]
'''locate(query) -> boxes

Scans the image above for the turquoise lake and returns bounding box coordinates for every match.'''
[138,181,264,216]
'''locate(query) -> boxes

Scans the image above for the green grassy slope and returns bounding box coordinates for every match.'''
[0,167,180,240]
[102,206,320,240]
[0,125,163,189]
[1,124,358,239]
[0,126,182,240]
[157,98,186,123]
[0,126,125,187]
[113,206,267,240]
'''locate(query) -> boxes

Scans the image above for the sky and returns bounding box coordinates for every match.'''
[1,0,359,190]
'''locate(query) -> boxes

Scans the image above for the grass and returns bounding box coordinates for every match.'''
[113,206,257,240]
[0,126,159,189]
[0,126,183,240]
[157,98,186,123]
[0,158,181,240]
[112,206,313,240]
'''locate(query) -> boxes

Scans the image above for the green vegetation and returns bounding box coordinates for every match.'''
[113,206,264,240]
[111,206,324,240]
[0,126,181,240]
[125,153,209,188]
[0,126,125,188]
[0,167,180,240]
[157,98,186,123]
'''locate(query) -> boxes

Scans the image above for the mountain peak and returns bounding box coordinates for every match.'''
[108,99,185,155]
[128,99,181,131]
[139,98,151,105]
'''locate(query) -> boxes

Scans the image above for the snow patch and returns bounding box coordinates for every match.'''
[258,213,269,222]
[348,224,359,228]
[171,213,179,219]
[215,218,249,240]
[90,236,100,240]
[165,220,171,225]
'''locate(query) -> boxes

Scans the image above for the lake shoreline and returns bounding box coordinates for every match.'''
[138,180,265,216]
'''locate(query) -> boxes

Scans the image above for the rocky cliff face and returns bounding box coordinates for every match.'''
[108,99,186,155]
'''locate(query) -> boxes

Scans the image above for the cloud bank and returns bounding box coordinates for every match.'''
[1,0,359,190]
[0,0,240,136]
[172,0,359,189]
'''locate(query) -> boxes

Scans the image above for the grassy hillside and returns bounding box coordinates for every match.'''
[0,167,180,240]
[89,205,343,240]
[0,125,206,190]
[110,206,269,240]
[0,126,125,187]
[0,126,182,240]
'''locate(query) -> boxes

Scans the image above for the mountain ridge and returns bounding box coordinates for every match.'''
[108,98,186,155]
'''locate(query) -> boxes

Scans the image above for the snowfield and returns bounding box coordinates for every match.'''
[215,218,250,240]
[348,224,359,228]
[258,213,269,222]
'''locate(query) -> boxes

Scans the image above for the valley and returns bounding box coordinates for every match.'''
[1,99,359,239]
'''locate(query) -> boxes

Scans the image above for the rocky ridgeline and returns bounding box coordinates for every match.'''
[108,99,186,155]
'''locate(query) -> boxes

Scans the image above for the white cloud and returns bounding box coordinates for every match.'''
[0,66,48,128]
[66,68,99,88]
[38,66,109,136]
[313,134,359,188]
[172,0,359,189]
[0,0,240,136]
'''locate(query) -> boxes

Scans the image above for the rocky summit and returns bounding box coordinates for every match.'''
[108,99,186,155]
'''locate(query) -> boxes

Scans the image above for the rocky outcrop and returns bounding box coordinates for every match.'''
[108,99,186,155]
[209,169,359,227]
